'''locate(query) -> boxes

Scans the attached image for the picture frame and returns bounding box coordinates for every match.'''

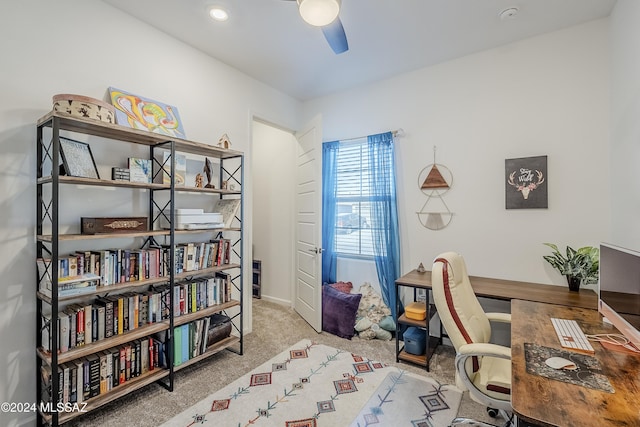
[59,137,100,179]
[128,157,152,183]
[505,155,547,209]
[108,87,186,139]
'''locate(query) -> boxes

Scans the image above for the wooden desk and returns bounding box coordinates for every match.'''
[397,269,597,309]
[511,299,640,427]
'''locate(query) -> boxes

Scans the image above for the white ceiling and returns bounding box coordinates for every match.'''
[101,0,617,101]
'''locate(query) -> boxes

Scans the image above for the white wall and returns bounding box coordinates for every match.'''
[0,2,301,426]
[251,120,296,304]
[610,1,640,251]
[303,20,611,288]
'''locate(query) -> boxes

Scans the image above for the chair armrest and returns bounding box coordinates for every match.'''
[486,312,511,324]
[457,342,511,359]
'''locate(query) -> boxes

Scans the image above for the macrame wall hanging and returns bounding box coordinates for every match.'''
[416,147,454,230]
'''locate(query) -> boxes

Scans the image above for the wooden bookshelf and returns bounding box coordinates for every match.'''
[35,111,245,426]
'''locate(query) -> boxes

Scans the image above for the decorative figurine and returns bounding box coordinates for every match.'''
[218,133,231,149]
[416,262,426,273]
[195,173,204,188]
[203,157,215,189]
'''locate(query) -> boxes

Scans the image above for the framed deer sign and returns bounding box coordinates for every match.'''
[505,155,548,209]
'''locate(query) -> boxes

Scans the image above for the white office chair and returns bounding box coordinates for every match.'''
[431,252,514,427]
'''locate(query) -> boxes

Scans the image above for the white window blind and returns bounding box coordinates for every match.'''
[334,139,374,256]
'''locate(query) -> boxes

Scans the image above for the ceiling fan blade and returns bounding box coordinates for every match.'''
[321,17,348,54]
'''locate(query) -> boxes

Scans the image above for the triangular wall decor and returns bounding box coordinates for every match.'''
[421,164,449,189]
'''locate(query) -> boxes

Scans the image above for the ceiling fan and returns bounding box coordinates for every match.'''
[284,0,349,54]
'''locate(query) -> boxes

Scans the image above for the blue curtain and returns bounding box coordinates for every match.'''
[368,132,402,319]
[321,141,340,284]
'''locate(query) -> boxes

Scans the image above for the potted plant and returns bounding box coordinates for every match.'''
[542,243,599,292]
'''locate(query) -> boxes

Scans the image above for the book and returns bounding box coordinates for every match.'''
[125,344,132,381]
[174,326,182,366]
[215,271,232,303]
[96,304,106,341]
[109,347,120,389]
[68,362,77,403]
[62,363,71,403]
[211,198,241,229]
[99,351,108,394]
[74,358,84,403]
[140,337,149,374]
[119,347,126,384]
[181,324,189,364]
[59,311,70,353]
[81,357,91,401]
[104,350,113,392]
[66,304,85,347]
[86,354,101,398]
[84,305,93,345]
[133,340,141,377]
[96,297,114,338]
[128,157,152,183]
[65,307,77,349]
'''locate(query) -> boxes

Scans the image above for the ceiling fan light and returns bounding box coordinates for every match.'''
[298,0,340,27]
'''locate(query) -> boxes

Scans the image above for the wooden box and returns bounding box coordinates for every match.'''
[81,217,148,234]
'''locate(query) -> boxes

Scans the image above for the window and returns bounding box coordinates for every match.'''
[334,139,374,256]
[322,131,399,315]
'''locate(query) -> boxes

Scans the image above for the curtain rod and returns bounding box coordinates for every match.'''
[325,128,405,144]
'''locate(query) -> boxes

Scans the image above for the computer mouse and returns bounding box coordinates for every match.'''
[545,356,577,370]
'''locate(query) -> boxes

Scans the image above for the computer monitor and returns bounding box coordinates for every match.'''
[598,242,640,350]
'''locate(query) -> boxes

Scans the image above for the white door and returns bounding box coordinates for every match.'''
[294,116,323,332]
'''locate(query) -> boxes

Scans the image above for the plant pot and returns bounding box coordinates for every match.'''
[566,276,581,292]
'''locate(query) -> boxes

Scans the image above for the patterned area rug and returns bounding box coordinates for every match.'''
[161,339,462,427]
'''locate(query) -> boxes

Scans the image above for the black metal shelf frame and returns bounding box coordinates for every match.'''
[35,115,244,426]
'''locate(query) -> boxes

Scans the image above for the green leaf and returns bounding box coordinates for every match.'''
[542,243,600,284]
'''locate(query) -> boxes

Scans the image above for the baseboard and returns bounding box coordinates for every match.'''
[259,294,292,307]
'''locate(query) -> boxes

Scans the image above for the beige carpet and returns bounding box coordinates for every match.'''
[161,339,462,426]
[66,298,494,427]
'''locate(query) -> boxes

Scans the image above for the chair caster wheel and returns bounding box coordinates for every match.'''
[487,407,499,418]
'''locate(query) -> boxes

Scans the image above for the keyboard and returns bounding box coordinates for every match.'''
[550,318,595,353]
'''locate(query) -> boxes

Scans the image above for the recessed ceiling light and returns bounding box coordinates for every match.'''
[499,7,519,21]
[209,6,229,22]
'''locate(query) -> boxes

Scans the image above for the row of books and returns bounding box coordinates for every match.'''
[173,314,231,366]
[176,239,232,273]
[41,272,234,354]
[174,273,232,317]
[41,337,166,405]
[41,287,171,354]
[37,238,234,296]
[37,247,164,290]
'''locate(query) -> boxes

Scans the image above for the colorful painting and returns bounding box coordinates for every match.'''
[505,155,548,209]
[108,87,186,138]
